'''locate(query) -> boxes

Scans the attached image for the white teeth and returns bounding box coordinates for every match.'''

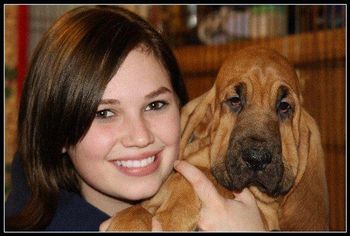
[116,156,155,168]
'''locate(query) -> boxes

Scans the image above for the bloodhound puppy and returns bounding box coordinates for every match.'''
[107,47,329,231]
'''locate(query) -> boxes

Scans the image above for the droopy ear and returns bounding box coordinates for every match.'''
[292,108,325,187]
[180,86,216,157]
[180,92,208,134]
[279,108,329,230]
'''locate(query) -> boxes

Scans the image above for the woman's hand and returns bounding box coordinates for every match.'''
[174,160,266,231]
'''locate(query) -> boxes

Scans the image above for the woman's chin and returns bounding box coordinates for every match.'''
[122,184,160,201]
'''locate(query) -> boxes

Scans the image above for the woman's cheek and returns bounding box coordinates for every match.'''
[76,122,118,160]
[154,109,181,145]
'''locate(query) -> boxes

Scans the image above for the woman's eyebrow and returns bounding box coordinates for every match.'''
[145,86,172,99]
[99,99,120,105]
[99,87,172,105]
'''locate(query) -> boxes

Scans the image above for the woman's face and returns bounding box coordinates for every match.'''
[67,47,181,214]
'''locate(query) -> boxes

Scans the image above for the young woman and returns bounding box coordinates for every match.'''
[5,6,265,231]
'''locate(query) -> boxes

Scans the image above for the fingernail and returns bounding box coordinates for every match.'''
[174,160,180,168]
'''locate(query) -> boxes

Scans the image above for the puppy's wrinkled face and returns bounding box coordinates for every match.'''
[210,48,301,198]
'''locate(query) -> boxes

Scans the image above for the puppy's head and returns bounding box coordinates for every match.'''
[181,47,304,200]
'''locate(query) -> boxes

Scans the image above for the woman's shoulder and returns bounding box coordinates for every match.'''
[46,190,110,231]
[5,153,30,218]
[6,153,109,231]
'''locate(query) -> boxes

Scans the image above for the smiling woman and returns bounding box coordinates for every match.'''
[5,6,188,231]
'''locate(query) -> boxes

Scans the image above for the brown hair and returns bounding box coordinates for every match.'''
[6,5,188,230]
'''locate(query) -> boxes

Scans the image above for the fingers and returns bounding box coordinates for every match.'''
[99,218,112,231]
[174,160,222,205]
[151,217,163,231]
[174,160,257,207]
[232,188,256,205]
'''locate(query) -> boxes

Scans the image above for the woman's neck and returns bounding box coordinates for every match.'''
[80,181,133,216]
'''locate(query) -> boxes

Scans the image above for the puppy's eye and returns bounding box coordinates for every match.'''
[277,101,292,119]
[279,101,290,112]
[226,96,242,113]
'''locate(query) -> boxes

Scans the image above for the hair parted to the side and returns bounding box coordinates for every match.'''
[6,5,188,230]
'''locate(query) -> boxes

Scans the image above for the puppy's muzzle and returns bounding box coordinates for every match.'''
[212,110,288,197]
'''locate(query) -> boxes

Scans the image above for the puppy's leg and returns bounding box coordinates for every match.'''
[153,172,202,231]
[107,171,202,231]
[107,204,153,231]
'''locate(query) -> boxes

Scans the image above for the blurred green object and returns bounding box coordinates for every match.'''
[5,66,17,80]
[5,66,17,99]
[5,87,12,98]
[5,162,12,199]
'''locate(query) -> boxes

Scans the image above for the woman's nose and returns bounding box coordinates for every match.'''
[121,115,155,148]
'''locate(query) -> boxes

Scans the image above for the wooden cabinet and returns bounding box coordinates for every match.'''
[174,28,345,231]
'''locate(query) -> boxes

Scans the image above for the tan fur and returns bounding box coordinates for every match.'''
[107,47,329,231]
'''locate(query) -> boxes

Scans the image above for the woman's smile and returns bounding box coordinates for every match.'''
[111,150,162,176]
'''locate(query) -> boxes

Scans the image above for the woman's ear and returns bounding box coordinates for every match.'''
[61,147,67,154]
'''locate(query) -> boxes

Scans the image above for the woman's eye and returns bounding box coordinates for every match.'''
[145,101,168,111]
[95,109,114,119]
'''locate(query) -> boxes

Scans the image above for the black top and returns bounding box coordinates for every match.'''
[5,154,110,231]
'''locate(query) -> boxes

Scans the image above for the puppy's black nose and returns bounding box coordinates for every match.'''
[242,148,272,171]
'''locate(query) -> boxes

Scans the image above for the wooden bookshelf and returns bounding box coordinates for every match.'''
[175,28,345,77]
[174,27,345,231]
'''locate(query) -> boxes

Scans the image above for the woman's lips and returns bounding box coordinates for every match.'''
[112,152,161,177]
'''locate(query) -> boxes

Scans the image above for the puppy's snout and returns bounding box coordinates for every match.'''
[242,148,272,171]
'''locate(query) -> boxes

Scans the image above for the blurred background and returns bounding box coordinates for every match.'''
[4,4,346,231]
